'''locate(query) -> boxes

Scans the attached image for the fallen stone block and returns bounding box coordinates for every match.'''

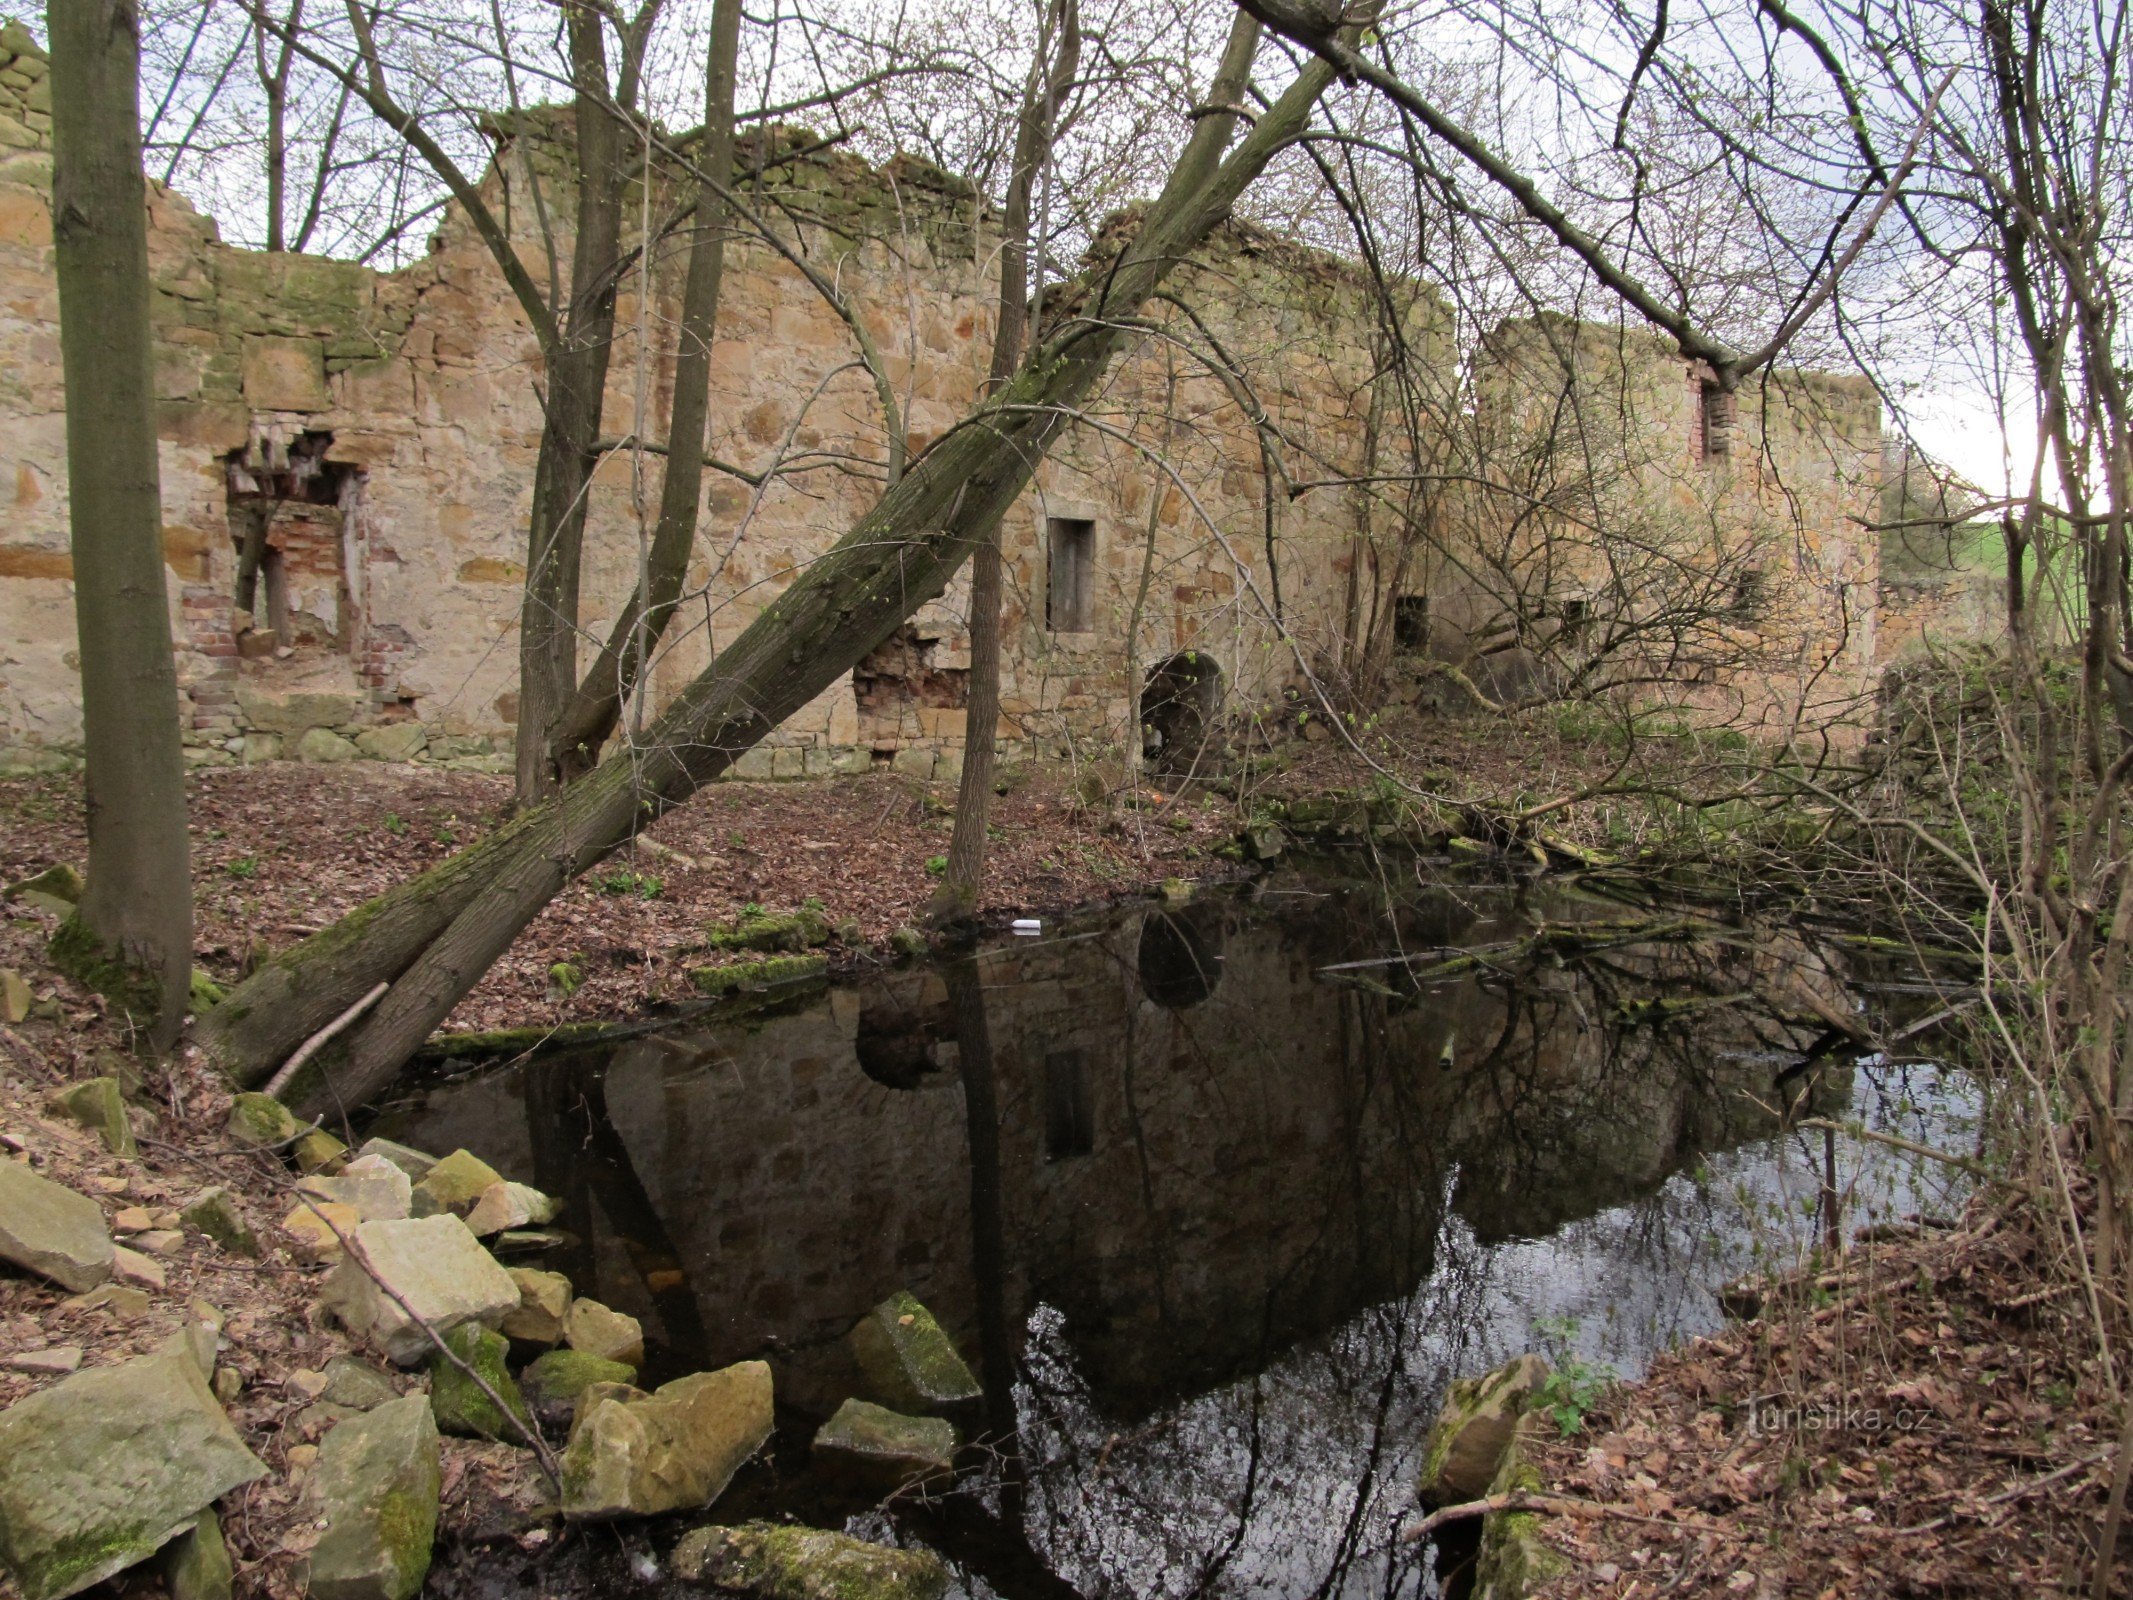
[112,1243,168,1291]
[225,1092,300,1149]
[563,1297,644,1367]
[1418,1353,1551,1506]
[0,1350,266,1600]
[307,1393,440,1600]
[847,1291,981,1415]
[161,1510,232,1600]
[0,1157,113,1292]
[320,1356,399,1411]
[671,1522,948,1600]
[294,1128,348,1174]
[559,1361,772,1521]
[464,1179,559,1237]
[500,1267,571,1345]
[427,1323,532,1443]
[299,1154,413,1222]
[811,1398,957,1493]
[353,1139,436,1182]
[281,1199,360,1264]
[520,1348,636,1428]
[1,968,31,1023]
[180,1187,260,1257]
[412,1149,501,1216]
[318,1214,519,1366]
[45,1077,136,1158]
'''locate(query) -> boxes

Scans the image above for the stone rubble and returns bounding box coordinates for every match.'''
[317,1213,519,1365]
[0,1154,114,1291]
[847,1289,983,1414]
[559,1361,774,1521]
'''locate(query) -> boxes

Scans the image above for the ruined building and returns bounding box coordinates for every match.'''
[0,23,1928,780]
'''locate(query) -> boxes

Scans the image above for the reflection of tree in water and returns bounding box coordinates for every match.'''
[387,880,1973,1599]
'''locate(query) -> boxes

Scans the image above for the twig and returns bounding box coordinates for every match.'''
[1797,1117,1995,1177]
[1400,1490,1694,1544]
[292,1193,562,1491]
[263,983,388,1098]
[0,1024,59,1084]
[1881,1448,2112,1538]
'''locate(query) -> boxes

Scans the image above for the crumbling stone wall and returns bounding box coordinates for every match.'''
[0,26,1894,778]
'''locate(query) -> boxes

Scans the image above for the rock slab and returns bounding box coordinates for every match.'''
[500,1267,571,1345]
[0,1156,113,1292]
[671,1522,948,1600]
[161,1511,233,1600]
[811,1398,956,1492]
[563,1297,644,1366]
[559,1361,772,1521]
[1419,1354,1551,1505]
[46,1077,136,1158]
[427,1323,531,1442]
[847,1291,981,1414]
[0,1350,266,1600]
[308,1394,441,1600]
[319,1215,519,1366]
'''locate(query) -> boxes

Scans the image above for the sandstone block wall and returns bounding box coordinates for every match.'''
[0,27,1903,778]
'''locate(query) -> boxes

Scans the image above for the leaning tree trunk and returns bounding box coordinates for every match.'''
[514,8,632,805]
[46,0,194,1049]
[204,15,1340,1113]
[937,0,1085,924]
[553,0,743,781]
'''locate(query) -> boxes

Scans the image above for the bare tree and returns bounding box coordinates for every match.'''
[46,0,193,1048]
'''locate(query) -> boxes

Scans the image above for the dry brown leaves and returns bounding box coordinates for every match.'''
[1526,1211,2126,1598]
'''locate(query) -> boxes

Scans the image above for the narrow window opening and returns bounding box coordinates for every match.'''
[1044,1048,1093,1159]
[1557,597,1589,644]
[1392,594,1431,652]
[1699,380,1735,462]
[1731,567,1767,620]
[1046,517,1095,632]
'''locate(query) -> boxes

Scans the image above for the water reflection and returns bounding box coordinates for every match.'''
[380,871,1974,1598]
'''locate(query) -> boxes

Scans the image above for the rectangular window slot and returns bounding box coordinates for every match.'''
[1047,517,1095,633]
[1044,1048,1093,1160]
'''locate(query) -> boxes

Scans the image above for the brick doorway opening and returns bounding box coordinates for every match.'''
[224,430,364,657]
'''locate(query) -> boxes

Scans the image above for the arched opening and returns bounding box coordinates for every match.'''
[1141,651,1223,772]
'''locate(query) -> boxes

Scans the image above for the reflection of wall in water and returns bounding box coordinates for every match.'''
[380,893,1848,1420]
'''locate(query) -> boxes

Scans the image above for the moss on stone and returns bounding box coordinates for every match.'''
[704,905,830,953]
[428,1323,532,1443]
[688,953,828,996]
[671,1521,948,1600]
[520,1348,637,1409]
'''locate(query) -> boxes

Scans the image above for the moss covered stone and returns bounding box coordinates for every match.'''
[1471,1416,1571,1598]
[671,1521,948,1600]
[45,1077,135,1158]
[427,1323,532,1444]
[1420,1354,1550,1506]
[810,1398,956,1493]
[308,1394,440,1600]
[294,1128,349,1174]
[160,1510,232,1600]
[4,863,82,913]
[520,1348,636,1420]
[0,1350,266,1600]
[179,1187,259,1258]
[687,953,828,997]
[413,1149,502,1215]
[704,905,830,953]
[225,1092,300,1149]
[846,1292,981,1415]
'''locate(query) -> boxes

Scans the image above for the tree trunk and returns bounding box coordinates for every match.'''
[553,0,742,780]
[514,9,632,805]
[46,0,193,1048]
[937,0,1083,922]
[206,15,1339,1112]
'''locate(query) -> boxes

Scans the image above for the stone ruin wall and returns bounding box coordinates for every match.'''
[0,20,1907,778]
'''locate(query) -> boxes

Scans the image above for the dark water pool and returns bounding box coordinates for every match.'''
[375,866,1976,1598]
